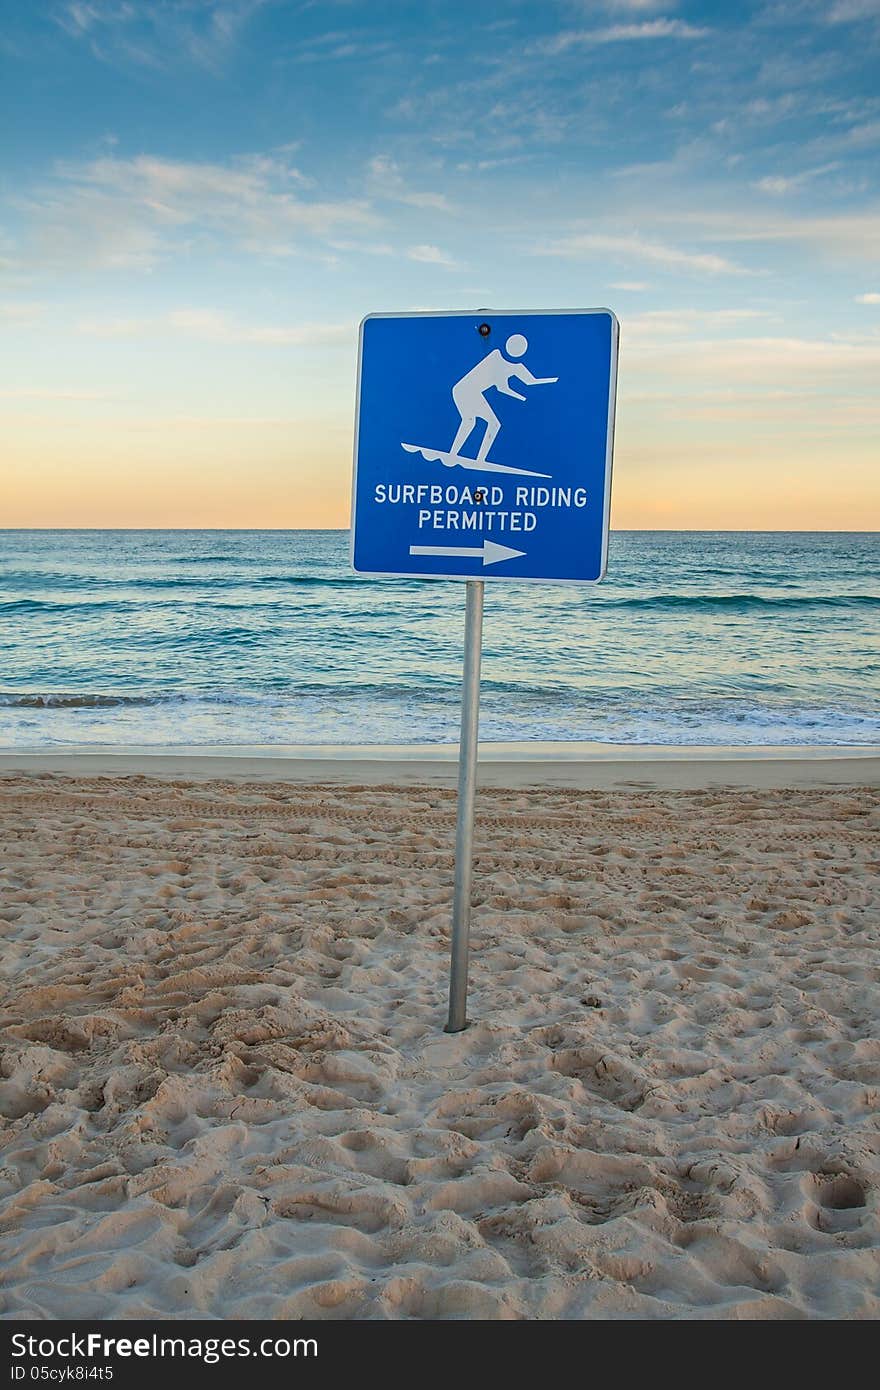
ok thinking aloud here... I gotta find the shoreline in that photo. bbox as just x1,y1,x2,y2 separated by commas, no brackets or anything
1,741,877,789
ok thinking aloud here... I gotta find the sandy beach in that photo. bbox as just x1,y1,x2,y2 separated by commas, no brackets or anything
1,753,878,1320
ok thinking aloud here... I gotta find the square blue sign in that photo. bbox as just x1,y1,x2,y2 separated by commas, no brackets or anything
351,308,619,584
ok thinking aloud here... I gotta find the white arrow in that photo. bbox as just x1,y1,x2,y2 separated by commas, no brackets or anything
409,539,526,567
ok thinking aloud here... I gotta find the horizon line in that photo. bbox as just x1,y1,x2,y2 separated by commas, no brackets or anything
2,526,879,536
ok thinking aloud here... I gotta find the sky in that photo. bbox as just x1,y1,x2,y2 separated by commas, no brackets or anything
1,0,879,530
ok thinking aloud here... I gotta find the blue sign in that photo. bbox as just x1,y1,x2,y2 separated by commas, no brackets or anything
351,309,618,584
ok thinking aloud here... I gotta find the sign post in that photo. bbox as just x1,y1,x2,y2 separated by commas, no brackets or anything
351,309,619,1030
446,578,484,1032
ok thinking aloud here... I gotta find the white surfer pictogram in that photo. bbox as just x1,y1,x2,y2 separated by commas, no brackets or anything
401,333,558,478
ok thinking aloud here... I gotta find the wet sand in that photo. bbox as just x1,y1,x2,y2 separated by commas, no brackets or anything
1,741,878,789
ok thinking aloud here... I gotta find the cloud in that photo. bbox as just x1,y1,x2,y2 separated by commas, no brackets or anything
57,2,135,36
292,29,396,64
856,291,880,303
366,156,453,213
609,281,649,291
625,332,880,384
165,310,350,344
327,238,394,256
818,119,880,153
453,155,529,174
0,386,115,399
754,176,806,195
400,191,454,211
537,232,754,276
625,309,774,336
669,207,880,262
406,244,458,267
0,301,45,323
77,309,352,344
825,0,880,22
12,153,377,270
55,0,268,72
753,163,839,195
537,19,709,55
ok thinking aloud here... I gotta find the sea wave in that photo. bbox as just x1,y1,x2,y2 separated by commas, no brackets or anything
2,687,878,744
3,673,880,708
607,593,880,611
4,589,878,616
0,693,162,709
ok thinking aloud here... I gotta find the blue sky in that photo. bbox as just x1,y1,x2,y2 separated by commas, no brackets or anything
2,0,879,527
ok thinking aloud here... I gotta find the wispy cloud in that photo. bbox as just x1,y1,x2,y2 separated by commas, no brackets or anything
0,301,45,323
825,1,880,24
292,28,397,64
753,163,840,195
604,0,678,9
811,118,880,155
0,386,115,399
327,238,394,256
55,0,267,72
366,155,453,212
856,291,880,303
668,206,880,261
78,309,352,344
57,2,138,37
537,232,754,276
11,152,377,270
406,243,458,267
536,18,709,55
625,332,880,383
625,308,774,335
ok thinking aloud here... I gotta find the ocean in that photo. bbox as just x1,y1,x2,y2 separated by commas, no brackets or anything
1,529,878,749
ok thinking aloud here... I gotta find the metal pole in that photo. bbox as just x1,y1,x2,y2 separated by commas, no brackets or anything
445,578,484,1033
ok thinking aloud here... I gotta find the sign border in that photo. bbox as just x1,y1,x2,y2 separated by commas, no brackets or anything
350,307,619,585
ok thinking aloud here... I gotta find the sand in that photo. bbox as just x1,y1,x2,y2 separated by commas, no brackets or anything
2,741,879,790
0,761,878,1320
